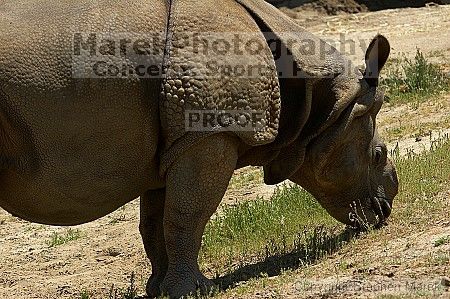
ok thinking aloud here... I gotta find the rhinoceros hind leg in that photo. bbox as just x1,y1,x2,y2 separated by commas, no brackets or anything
139,188,168,298
160,133,238,298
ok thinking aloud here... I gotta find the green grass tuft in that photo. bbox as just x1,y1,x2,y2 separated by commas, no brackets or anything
381,49,449,104
47,228,82,247
228,167,263,190
80,290,90,299
434,235,450,247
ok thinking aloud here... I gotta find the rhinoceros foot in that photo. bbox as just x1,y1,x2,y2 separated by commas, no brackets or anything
161,267,216,299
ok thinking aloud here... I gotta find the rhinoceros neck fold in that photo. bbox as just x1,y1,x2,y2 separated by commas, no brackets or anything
236,0,347,78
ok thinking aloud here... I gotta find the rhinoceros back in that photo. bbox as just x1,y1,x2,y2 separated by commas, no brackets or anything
159,0,281,174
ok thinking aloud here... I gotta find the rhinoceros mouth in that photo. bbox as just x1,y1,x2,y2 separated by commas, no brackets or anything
348,171,394,230
348,194,391,230
371,196,392,227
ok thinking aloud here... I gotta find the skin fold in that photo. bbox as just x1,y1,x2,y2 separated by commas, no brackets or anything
0,0,398,298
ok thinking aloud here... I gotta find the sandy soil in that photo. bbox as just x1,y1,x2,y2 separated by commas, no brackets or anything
271,0,450,14
1,4,450,299
289,4,450,66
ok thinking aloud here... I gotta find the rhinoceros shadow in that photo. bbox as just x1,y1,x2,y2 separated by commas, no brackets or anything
213,227,359,291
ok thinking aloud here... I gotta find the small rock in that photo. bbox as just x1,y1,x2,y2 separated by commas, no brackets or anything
346,262,355,269
415,137,422,142
96,257,114,265
106,247,122,257
56,285,71,295
441,277,450,287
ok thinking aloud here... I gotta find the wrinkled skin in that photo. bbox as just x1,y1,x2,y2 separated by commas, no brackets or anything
0,0,398,298
291,85,399,228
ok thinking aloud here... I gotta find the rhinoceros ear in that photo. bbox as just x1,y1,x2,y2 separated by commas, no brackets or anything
364,35,390,86
236,0,344,78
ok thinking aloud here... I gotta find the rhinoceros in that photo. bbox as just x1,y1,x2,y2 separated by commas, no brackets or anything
0,0,398,297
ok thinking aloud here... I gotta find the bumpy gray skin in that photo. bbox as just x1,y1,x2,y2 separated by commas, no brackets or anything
0,0,398,298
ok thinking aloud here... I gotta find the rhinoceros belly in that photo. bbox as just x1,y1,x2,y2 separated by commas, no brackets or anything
0,0,168,225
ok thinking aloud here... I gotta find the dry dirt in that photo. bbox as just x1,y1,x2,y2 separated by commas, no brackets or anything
1,4,450,299
271,0,450,14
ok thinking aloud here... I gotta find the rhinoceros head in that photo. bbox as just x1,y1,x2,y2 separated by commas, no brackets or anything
288,36,398,228
237,0,398,228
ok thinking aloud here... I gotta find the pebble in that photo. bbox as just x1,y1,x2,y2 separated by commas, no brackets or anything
441,277,450,287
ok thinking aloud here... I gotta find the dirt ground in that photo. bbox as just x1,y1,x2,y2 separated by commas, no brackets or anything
1,4,450,299
270,0,450,14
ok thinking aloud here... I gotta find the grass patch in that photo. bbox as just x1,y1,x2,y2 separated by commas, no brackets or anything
200,135,450,297
228,167,263,190
200,135,450,277
434,235,450,247
199,136,450,279
427,250,450,266
79,274,138,299
381,49,449,105
390,135,450,229
80,290,90,299
108,273,138,299
47,228,81,247
200,184,341,277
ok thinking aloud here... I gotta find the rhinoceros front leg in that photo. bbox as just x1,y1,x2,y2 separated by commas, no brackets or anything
139,188,168,298
160,133,238,298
